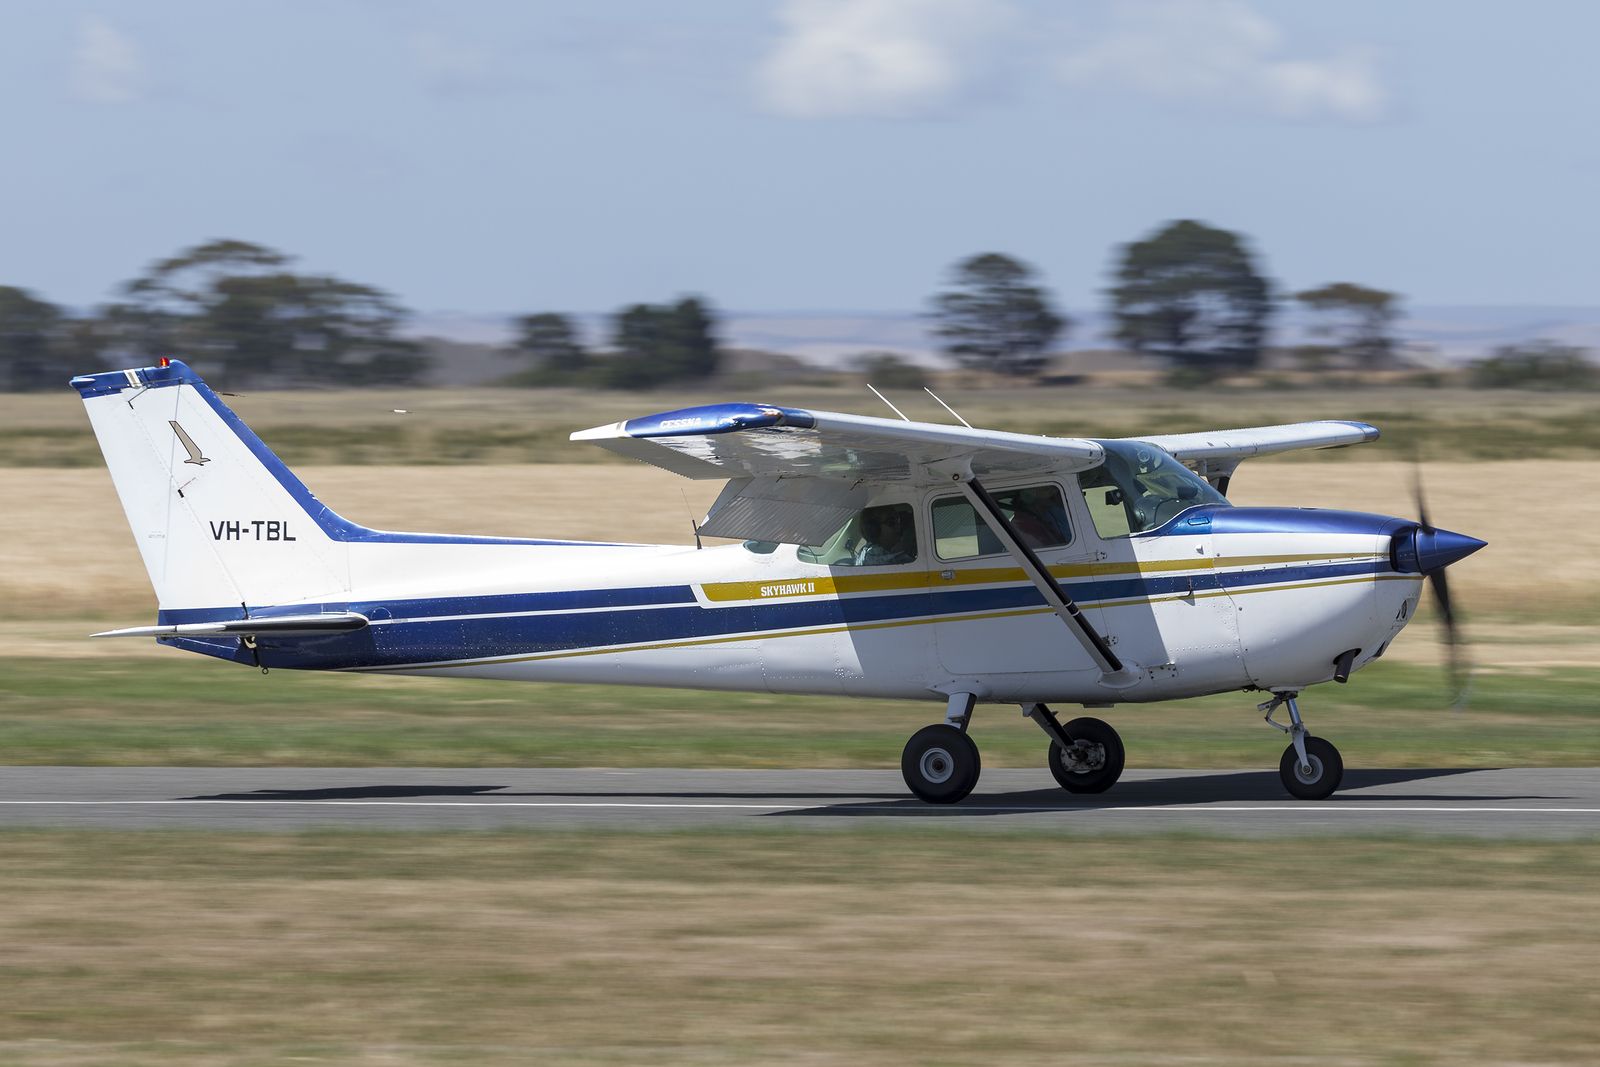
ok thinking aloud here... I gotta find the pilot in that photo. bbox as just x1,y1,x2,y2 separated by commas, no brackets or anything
853,506,916,566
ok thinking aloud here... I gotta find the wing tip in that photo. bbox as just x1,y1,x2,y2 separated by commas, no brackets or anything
570,422,626,443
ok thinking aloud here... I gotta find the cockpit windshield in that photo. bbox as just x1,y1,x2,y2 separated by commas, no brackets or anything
1079,440,1229,538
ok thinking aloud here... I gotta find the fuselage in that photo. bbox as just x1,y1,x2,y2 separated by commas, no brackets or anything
159,500,1424,707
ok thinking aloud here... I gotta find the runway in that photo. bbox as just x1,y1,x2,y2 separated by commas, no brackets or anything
4,766,1600,835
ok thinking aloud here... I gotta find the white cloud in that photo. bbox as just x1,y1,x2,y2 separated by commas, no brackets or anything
71,15,145,104
1056,0,1387,122
758,0,1018,119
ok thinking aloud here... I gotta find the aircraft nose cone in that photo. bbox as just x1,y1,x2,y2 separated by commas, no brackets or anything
1415,527,1487,573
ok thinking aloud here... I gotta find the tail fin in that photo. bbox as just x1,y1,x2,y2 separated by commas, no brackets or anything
73,361,354,611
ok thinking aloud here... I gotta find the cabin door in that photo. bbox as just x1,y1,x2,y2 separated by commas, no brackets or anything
929,481,1105,677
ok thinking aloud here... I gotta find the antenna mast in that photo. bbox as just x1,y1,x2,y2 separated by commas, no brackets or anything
866,384,911,422
924,386,972,428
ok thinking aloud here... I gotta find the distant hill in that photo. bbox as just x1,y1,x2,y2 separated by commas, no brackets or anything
418,339,832,389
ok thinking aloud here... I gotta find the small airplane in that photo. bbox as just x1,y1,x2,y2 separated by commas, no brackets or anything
74,359,1484,804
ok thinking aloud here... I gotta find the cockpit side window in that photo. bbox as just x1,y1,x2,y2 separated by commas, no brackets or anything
1079,441,1229,539
797,503,919,567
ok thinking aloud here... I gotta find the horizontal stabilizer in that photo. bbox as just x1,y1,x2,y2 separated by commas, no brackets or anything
91,612,370,640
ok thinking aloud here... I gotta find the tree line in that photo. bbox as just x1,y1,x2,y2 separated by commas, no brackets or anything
933,220,1402,379
0,238,723,392
2,224,1591,391
1,241,425,391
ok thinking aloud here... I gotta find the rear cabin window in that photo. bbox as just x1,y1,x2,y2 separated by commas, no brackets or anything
931,484,1072,561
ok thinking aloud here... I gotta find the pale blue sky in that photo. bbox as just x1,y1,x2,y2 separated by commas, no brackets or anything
1,1,1596,316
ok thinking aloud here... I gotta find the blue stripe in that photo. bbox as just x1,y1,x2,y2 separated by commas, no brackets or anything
1148,505,1411,539
72,360,634,548
162,558,1390,671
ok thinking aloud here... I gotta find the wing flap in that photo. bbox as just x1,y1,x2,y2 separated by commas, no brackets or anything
697,475,870,544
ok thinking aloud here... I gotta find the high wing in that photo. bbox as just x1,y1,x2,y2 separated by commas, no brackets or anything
1118,420,1380,488
572,404,1380,542
573,403,1104,482
1122,420,1379,461
572,403,1105,543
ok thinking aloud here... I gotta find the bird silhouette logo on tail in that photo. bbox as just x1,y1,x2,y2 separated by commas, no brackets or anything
169,421,210,465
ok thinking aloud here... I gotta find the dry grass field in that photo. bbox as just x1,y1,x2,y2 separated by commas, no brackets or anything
2,459,1588,621
6,381,1600,465
2,831,1598,1067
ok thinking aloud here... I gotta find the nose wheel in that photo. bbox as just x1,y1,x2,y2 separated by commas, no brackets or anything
1279,736,1343,800
1261,692,1344,800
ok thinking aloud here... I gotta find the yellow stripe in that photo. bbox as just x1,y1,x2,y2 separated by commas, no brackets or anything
699,551,1376,602
362,571,1415,674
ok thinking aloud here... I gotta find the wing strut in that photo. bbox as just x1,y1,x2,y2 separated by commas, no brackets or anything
959,477,1138,687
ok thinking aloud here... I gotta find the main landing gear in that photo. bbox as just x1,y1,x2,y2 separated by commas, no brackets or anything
900,694,982,804
1260,691,1343,800
899,694,1128,804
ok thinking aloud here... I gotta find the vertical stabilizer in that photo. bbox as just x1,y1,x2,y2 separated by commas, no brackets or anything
72,361,352,611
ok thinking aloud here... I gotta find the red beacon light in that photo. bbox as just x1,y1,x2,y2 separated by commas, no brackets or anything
159,357,171,368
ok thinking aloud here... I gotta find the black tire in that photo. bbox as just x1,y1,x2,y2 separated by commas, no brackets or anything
1048,716,1126,794
901,724,981,804
1279,736,1344,800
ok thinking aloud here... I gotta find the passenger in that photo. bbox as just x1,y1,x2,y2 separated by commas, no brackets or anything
853,506,916,566
1010,487,1068,548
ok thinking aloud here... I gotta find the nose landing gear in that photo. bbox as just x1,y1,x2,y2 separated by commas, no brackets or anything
1261,691,1343,800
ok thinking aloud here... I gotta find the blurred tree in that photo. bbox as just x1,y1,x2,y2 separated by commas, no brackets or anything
852,351,927,389
0,286,66,391
1288,343,1339,375
1295,282,1400,369
1469,341,1596,390
508,312,588,383
931,253,1066,377
1109,220,1273,371
104,239,290,363
109,239,426,387
602,297,720,388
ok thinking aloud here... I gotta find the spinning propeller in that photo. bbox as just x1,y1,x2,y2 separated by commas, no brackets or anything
1404,466,1486,705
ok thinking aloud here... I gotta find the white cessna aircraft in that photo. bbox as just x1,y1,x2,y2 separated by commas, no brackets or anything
76,359,1484,804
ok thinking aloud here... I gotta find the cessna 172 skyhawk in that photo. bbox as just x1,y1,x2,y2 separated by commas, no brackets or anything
75,359,1484,804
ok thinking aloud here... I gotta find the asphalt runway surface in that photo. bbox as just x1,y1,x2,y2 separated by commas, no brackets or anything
3,766,1600,835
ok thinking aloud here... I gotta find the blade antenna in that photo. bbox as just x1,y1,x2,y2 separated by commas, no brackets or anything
679,488,703,550
923,386,972,428
866,384,911,422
